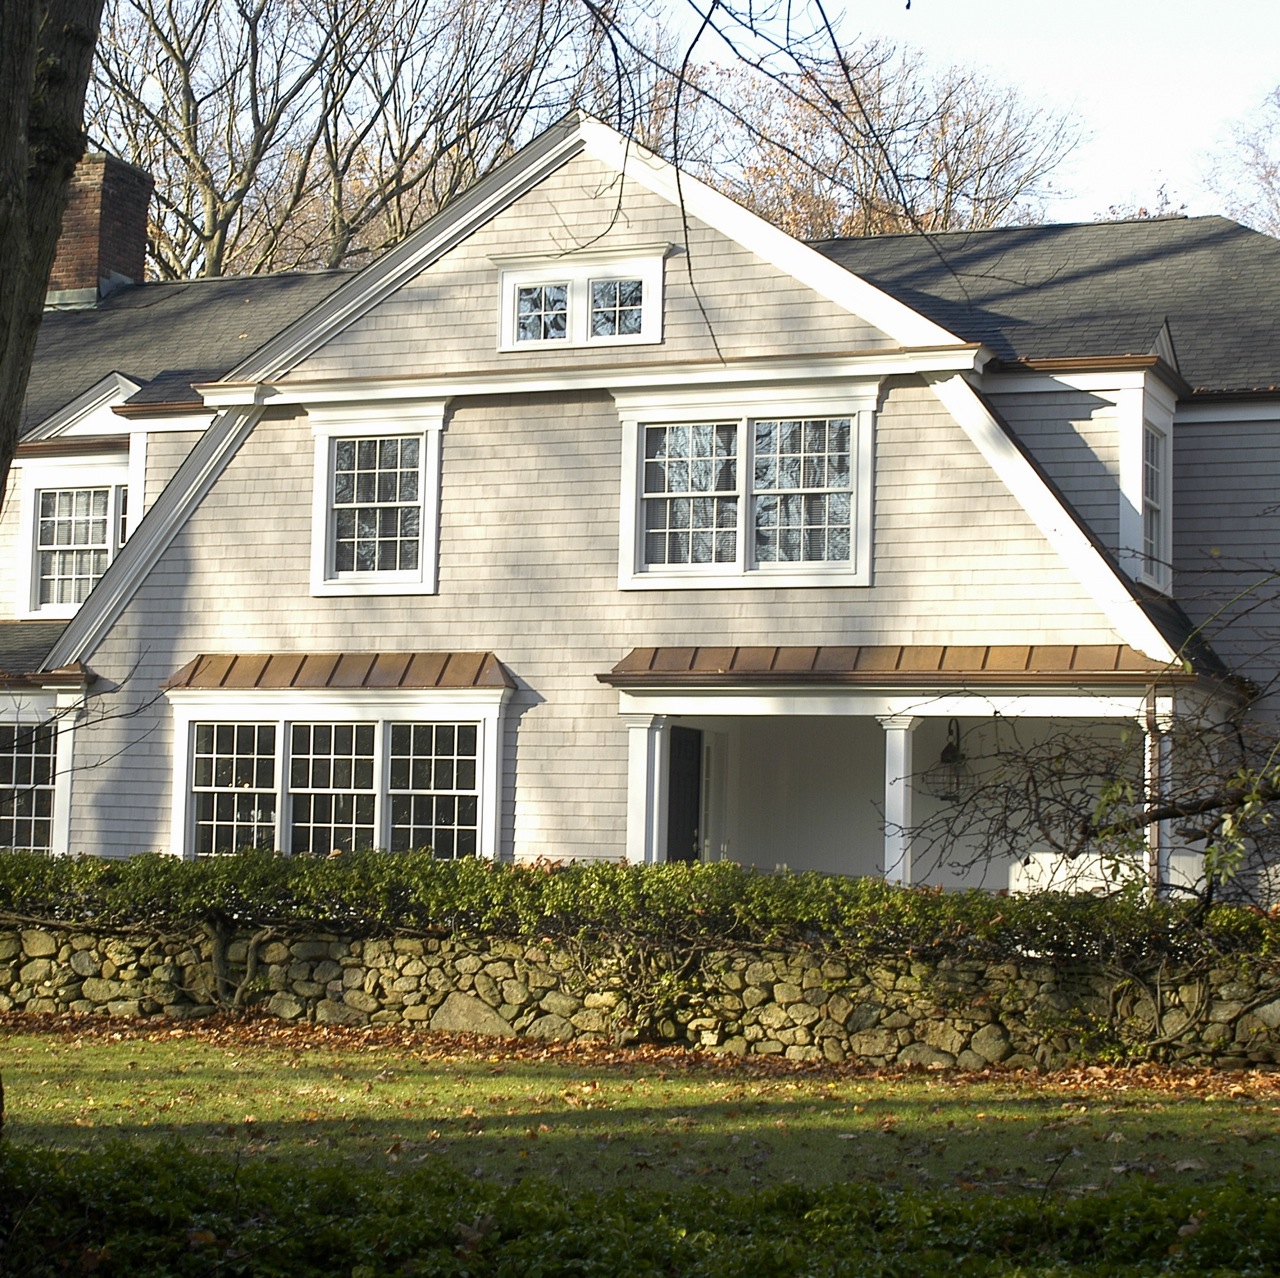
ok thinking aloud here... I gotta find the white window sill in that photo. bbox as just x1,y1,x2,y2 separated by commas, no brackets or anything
311,577,438,598
621,567,870,590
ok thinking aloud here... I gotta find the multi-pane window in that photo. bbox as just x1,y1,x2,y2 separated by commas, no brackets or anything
640,417,854,571
1142,423,1166,581
753,418,852,563
188,720,481,857
331,437,421,575
643,424,739,565
388,723,479,857
290,723,376,854
192,723,277,857
0,723,56,851
515,283,568,342
36,486,127,606
590,279,644,338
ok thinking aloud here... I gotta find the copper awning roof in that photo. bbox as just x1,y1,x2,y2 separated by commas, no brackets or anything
165,652,513,692
599,645,1191,688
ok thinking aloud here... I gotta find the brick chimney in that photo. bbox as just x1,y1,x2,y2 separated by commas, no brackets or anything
46,153,154,308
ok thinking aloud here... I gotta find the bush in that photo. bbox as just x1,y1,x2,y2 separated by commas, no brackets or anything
0,848,1276,966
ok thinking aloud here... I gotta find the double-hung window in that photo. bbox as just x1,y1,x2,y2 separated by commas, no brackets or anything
309,402,445,596
617,387,875,588
1141,421,1168,587
496,249,667,349
0,722,56,851
169,683,508,860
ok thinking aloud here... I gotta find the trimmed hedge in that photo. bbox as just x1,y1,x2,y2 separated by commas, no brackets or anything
1,849,1277,965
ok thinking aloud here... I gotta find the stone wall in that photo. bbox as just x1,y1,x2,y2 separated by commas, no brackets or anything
4,923,1280,1067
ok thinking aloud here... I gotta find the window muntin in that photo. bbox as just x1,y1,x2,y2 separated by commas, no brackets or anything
0,723,56,851
1142,422,1165,581
515,283,568,342
639,416,855,574
189,719,481,858
590,279,644,338
643,424,739,566
331,437,422,575
35,486,126,606
752,418,852,563
192,723,277,857
388,722,479,856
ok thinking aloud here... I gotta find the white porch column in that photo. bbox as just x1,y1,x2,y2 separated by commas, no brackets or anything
1143,696,1175,894
623,713,670,865
877,714,920,885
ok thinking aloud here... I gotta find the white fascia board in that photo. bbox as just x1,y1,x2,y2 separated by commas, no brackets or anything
41,406,265,670
926,373,1178,664
1174,398,1280,424
978,369,1149,397
616,688,1158,719
224,346,984,412
578,119,963,352
24,373,142,442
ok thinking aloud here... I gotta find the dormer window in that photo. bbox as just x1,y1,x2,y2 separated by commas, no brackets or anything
496,249,667,350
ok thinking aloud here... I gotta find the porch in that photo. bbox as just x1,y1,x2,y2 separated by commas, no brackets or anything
599,644,1200,891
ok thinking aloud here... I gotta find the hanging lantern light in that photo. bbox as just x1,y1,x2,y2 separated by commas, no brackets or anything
924,718,970,801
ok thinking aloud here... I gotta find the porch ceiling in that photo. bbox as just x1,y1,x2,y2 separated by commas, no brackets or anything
600,644,1193,688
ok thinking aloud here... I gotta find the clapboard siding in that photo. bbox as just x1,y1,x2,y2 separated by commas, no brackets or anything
0,479,23,621
986,390,1121,548
1174,415,1280,684
68,378,1125,858
286,155,897,381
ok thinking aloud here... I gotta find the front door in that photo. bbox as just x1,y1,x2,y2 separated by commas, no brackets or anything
666,726,703,862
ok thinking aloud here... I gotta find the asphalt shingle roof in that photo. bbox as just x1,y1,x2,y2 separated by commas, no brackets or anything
23,269,350,435
0,621,68,677
814,215,1280,394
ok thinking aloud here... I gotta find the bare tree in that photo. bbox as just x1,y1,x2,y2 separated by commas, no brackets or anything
1209,85,1280,237
686,47,1078,240
89,0,613,278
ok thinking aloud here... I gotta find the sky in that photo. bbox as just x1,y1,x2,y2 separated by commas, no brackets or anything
835,0,1280,223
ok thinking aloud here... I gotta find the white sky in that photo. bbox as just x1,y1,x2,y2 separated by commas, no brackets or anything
836,0,1280,222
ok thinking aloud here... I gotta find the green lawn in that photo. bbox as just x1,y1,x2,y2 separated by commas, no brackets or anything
5,1013,1279,1198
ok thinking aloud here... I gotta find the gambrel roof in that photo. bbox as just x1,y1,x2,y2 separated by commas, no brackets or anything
816,215,1280,393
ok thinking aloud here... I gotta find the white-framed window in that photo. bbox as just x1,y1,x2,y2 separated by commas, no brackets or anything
1141,421,1168,587
615,386,876,589
308,402,445,597
13,458,131,616
0,721,57,851
168,687,507,859
495,249,667,350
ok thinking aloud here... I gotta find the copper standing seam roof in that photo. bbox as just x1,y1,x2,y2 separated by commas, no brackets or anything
164,652,514,691
598,645,1194,687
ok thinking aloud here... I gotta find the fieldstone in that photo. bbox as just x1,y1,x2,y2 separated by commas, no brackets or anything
584,990,620,1009
28,997,60,1014
898,1042,955,1068
393,939,424,956
292,941,332,961
106,999,143,1018
969,1023,1013,1064
785,1045,822,1061
402,1004,432,1022
19,959,53,984
745,961,776,987
1209,1001,1247,1024
919,1022,968,1057
848,1029,899,1057
788,1002,821,1027
430,991,515,1038
66,1000,94,1016
826,993,853,1024
342,968,364,989
0,934,23,961
773,982,803,1005
539,990,581,1019
21,930,57,958
81,977,118,1004
370,1011,402,1026
392,976,419,993
105,941,137,966
259,941,290,964
822,1038,846,1063
485,961,515,980
312,960,342,984
743,986,768,1009
756,1004,791,1030
402,958,428,978
502,980,532,1006
718,1036,748,1055
316,999,367,1026
526,968,559,990
343,990,380,1014
846,1000,882,1032
1253,999,1280,1030
955,1050,989,1070
752,1040,784,1054
267,992,304,1020
571,1009,611,1034
292,980,324,998
226,940,249,964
